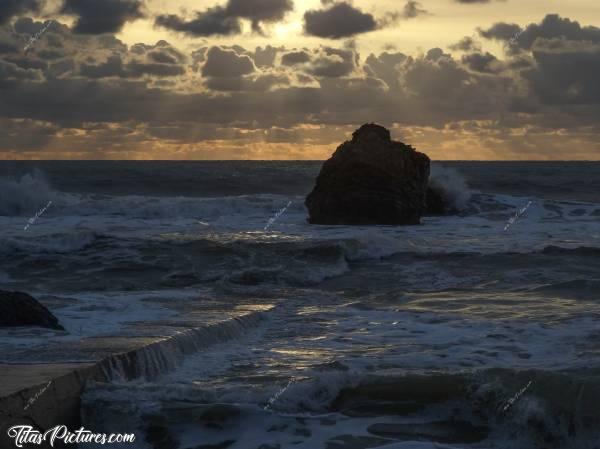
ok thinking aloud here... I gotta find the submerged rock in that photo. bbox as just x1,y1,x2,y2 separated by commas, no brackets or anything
0,290,64,330
367,421,490,444
306,124,431,225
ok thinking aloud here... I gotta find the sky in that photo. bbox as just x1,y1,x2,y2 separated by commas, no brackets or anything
0,0,599,160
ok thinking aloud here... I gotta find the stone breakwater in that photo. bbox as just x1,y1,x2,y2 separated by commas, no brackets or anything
0,308,272,449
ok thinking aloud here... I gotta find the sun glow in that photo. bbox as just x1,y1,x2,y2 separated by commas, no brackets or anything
273,21,302,41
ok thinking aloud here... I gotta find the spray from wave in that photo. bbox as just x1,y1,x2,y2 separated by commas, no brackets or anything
0,170,58,216
429,165,472,212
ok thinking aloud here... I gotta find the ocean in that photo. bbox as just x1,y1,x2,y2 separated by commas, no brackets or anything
1,161,600,449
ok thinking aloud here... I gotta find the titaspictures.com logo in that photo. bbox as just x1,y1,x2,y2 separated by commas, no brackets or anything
7,425,135,447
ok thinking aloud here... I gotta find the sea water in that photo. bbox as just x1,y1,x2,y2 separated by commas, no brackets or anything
1,161,600,448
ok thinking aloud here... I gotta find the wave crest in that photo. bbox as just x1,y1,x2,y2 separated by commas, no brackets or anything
0,170,57,216
429,165,472,212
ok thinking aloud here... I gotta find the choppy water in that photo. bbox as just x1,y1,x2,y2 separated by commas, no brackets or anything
1,161,600,449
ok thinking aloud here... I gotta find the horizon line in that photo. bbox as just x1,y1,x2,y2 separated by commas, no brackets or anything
2,159,600,163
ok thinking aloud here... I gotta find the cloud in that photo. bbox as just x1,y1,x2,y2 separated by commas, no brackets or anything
281,50,311,66
1,14,600,159
479,14,600,51
303,2,377,39
461,51,502,73
225,0,294,32
76,40,186,79
156,0,293,37
79,55,127,78
61,0,145,34
253,45,281,67
201,46,255,77
155,7,241,37
449,36,481,52
478,22,522,41
0,0,43,26
303,1,427,40
522,41,600,107
199,46,293,92
0,59,42,80
308,47,357,77
364,51,407,90
402,1,428,19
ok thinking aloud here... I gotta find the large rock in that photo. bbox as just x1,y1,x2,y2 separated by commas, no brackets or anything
306,124,430,225
425,186,447,215
0,290,65,330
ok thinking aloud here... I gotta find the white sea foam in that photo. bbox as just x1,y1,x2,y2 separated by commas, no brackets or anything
430,164,472,211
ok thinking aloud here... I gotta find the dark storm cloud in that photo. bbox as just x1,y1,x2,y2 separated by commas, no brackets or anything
364,52,407,90
205,72,290,92
201,46,255,77
0,59,42,80
0,118,58,152
0,0,43,25
225,0,294,31
273,46,358,77
461,51,501,73
281,51,311,66
303,2,377,39
79,41,186,79
198,46,293,92
155,8,241,37
449,37,481,52
79,55,126,78
0,31,502,130
60,0,144,34
3,53,48,71
148,50,178,65
0,25,21,53
308,47,357,77
127,59,185,77
252,46,281,67
155,0,293,37
523,42,600,106
480,15,600,50
4,21,186,81
478,22,521,41
303,0,425,39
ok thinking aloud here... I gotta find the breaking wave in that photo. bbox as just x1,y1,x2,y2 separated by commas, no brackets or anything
429,165,472,212
0,170,60,216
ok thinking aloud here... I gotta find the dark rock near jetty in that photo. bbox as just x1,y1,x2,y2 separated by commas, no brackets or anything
306,124,431,225
0,290,64,330
367,421,490,444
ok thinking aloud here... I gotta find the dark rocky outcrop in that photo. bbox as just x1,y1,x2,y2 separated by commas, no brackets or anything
425,186,447,215
306,124,431,225
0,290,64,330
